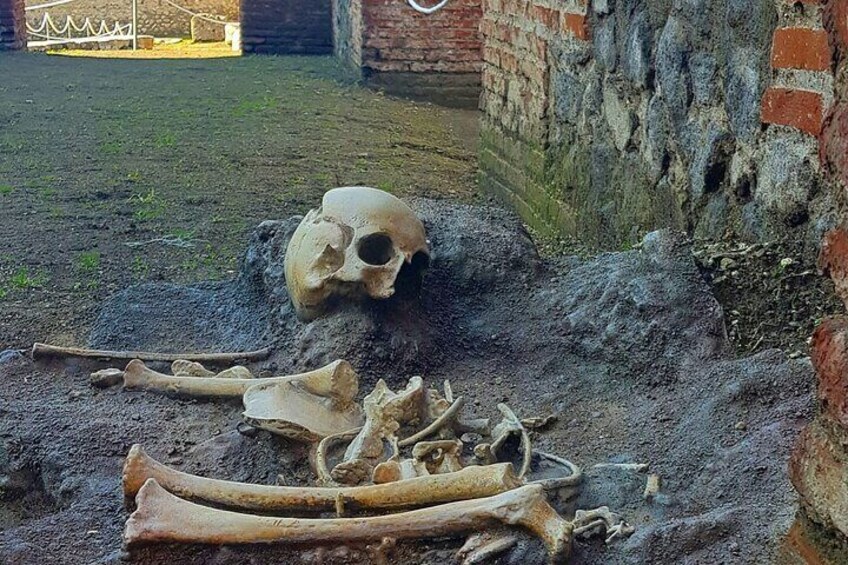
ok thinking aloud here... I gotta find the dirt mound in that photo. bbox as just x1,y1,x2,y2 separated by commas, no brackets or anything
0,199,812,564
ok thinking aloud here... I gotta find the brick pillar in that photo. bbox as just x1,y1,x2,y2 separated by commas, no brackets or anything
0,0,25,50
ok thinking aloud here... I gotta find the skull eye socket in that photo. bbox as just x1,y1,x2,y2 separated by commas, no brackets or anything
357,233,394,266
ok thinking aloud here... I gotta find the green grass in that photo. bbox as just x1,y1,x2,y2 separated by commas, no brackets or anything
76,251,101,273
9,267,48,289
129,188,165,221
0,184,14,196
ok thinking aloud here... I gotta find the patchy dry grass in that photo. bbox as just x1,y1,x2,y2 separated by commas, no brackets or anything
0,52,479,346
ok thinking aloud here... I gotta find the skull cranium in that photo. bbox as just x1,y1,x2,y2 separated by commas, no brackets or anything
284,187,430,321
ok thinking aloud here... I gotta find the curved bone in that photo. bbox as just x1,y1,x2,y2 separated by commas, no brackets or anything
572,506,634,544
399,396,465,447
529,451,583,492
242,380,363,442
122,359,357,401
32,342,271,363
316,428,363,486
490,403,532,478
123,445,522,513
125,479,573,562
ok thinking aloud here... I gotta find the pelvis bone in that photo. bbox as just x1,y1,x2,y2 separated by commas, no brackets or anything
122,359,363,441
284,187,430,321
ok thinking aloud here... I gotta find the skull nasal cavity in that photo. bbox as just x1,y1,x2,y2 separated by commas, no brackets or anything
357,233,394,265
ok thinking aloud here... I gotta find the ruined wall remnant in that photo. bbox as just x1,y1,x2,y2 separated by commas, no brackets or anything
241,0,333,54
335,0,483,108
0,0,25,50
23,0,238,38
480,0,838,248
790,6,848,555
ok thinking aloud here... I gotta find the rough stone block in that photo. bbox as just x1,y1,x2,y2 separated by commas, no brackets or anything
789,417,848,537
137,35,154,49
191,14,226,42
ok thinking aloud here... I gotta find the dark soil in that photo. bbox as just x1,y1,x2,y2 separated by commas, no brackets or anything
0,51,835,565
1,196,817,564
694,238,844,357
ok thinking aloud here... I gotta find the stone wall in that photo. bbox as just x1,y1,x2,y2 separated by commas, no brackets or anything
241,0,333,54
335,0,483,107
480,0,839,248
24,0,238,38
0,0,25,49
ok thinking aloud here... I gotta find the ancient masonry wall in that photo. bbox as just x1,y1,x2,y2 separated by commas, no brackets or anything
0,0,25,50
241,0,333,55
335,0,484,108
790,1,848,551
480,0,838,248
23,0,238,38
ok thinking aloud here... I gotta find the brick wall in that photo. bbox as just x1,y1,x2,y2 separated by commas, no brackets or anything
241,0,333,55
479,0,841,248
789,1,848,551
336,0,483,107
0,0,25,50
24,0,238,38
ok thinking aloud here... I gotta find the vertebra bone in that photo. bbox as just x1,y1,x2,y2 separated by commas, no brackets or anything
125,479,573,562
123,445,521,514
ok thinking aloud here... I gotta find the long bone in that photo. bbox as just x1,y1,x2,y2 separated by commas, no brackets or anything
123,445,522,514
125,479,573,562
122,359,357,402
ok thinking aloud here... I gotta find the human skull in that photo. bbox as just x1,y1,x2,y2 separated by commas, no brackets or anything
284,187,430,321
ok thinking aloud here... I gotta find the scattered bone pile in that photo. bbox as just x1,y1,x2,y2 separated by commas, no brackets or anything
93,357,635,563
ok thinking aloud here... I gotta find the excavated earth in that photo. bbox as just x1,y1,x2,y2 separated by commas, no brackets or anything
0,198,814,564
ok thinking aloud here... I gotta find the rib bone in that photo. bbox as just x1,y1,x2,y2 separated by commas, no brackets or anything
123,445,522,513
125,479,573,562
122,359,357,401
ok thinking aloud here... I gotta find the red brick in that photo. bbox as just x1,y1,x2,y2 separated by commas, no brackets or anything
811,317,848,429
819,227,848,309
761,87,824,135
771,27,831,71
562,12,589,41
824,0,848,58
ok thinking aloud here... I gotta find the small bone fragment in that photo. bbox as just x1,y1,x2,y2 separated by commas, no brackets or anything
572,506,634,544
172,361,253,379
521,414,557,430
32,342,271,363
399,396,465,447
125,480,573,562
592,463,649,472
123,359,356,401
491,403,532,478
643,473,661,501
90,368,124,388
171,360,215,377
455,418,491,435
473,443,496,465
457,530,520,565
123,445,522,513
411,440,464,475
